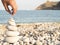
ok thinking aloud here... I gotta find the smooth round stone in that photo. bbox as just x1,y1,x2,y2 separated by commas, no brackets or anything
0,35,4,41
23,37,29,42
6,31,19,36
7,25,17,31
0,41,3,45
13,42,20,45
5,36,19,43
8,21,16,26
8,18,16,26
3,42,9,45
9,18,15,22
0,43,2,45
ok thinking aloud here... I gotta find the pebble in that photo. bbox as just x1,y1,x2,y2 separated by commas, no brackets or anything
8,18,16,26
5,31,19,36
0,43,2,45
0,35,4,41
3,42,9,45
7,25,17,31
13,42,20,45
5,36,20,43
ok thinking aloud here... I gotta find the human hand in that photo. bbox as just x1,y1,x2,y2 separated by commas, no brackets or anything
1,0,17,15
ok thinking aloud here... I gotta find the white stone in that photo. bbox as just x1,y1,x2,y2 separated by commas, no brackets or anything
13,42,20,45
0,35,4,41
19,41,23,45
0,41,3,45
3,42,9,45
9,44,13,45
36,40,42,45
29,37,34,42
8,18,16,26
8,21,16,26
32,39,36,44
5,31,19,36
5,36,20,43
0,30,5,35
23,37,29,43
29,37,36,44
19,36,23,40
7,25,17,31
0,43,2,45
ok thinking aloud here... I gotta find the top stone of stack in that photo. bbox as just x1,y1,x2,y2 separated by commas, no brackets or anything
8,18,16,26
7,18,17,31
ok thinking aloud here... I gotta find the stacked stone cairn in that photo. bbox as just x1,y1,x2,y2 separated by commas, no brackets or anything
5,18,20,45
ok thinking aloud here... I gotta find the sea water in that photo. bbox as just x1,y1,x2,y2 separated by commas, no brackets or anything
0,10,60,23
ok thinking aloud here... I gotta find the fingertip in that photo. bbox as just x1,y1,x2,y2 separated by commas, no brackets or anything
12,10,17,15
11,14,14,16
11,12,15,15
12,13,15,15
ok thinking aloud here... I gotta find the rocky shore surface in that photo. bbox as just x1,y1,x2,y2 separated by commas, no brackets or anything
0,22,60,45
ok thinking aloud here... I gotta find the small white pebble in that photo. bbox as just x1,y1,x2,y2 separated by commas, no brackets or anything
3,42,9,45
0,43,2,45
0,35,4,41
13,42,20,45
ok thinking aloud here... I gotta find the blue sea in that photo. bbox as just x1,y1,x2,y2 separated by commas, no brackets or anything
0,10,60,23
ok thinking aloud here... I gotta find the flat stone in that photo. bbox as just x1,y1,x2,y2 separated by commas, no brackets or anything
13,42,20,45
0,43,2,45
7,25,17,31
8,21,16,26
8,18,16,26
6,31,19,36
0,35,4,41
5,36,20,43
3,42,9,45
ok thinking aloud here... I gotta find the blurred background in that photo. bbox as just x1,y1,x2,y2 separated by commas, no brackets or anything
0,0,60,10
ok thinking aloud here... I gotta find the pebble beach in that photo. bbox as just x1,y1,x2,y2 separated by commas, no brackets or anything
0,22,60,45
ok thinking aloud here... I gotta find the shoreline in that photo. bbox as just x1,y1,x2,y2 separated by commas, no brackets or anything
0,22,60,31
0,21,60,23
